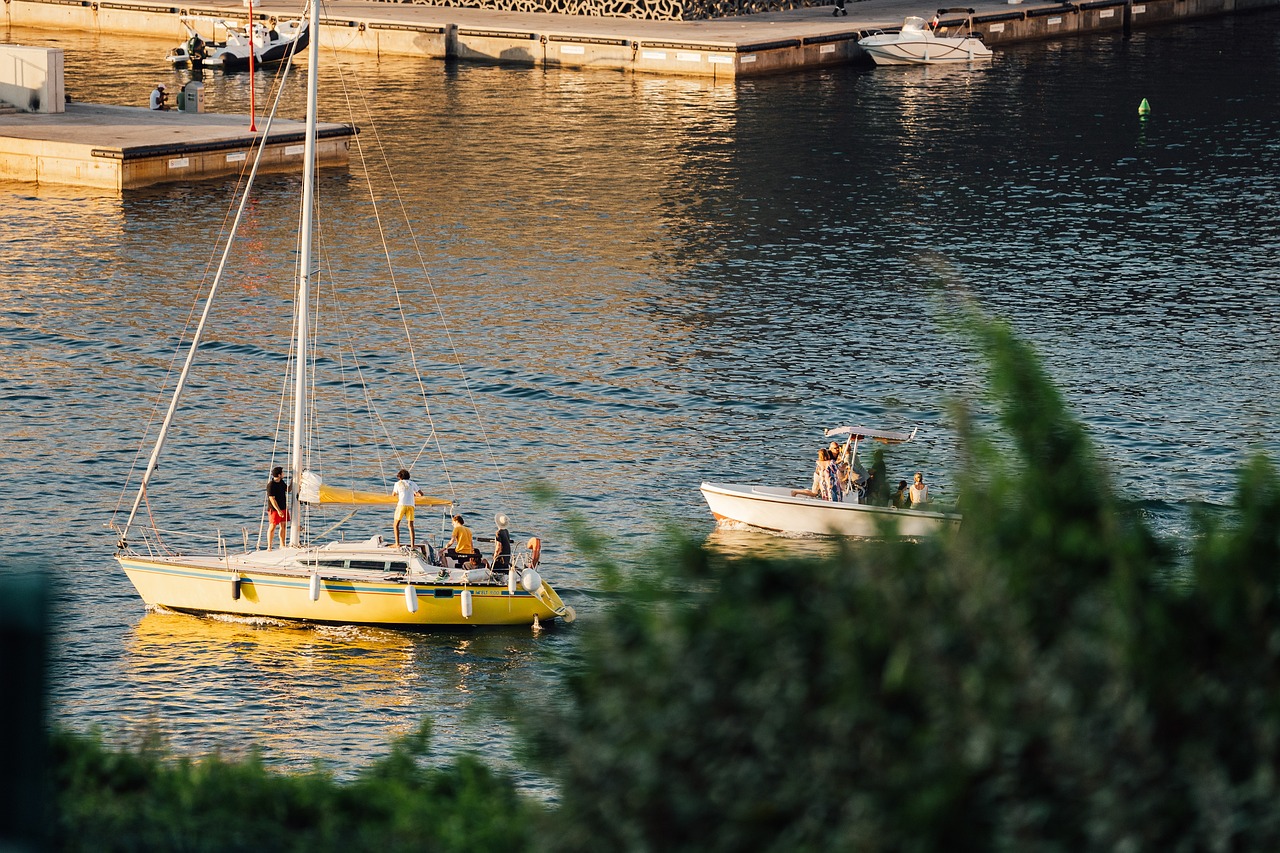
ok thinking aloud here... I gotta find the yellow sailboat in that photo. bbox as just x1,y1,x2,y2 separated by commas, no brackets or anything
112,0,574,629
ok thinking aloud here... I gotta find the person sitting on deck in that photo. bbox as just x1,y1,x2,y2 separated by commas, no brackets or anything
909,472,930,507
790,448,844,503
442,514,482,568
892,479,910,508
149,83,169,111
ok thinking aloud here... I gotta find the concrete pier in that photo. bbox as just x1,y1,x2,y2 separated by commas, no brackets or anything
0,103,353,189
4,0,1279,81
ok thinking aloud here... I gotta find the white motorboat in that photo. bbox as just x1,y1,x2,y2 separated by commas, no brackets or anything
115,0,574,629
858,8,993,65
700,426,962,538
166,16,309,71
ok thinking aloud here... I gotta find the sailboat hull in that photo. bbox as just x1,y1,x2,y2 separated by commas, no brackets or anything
118,554,568,628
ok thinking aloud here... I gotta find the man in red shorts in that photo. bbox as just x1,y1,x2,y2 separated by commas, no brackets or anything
266,466,288,550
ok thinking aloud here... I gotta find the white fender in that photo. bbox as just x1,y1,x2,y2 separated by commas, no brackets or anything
461,589,473,619
405,584,418,614
521,569,542,595
309,573,320,601
508,568,518,595
230,574,241,601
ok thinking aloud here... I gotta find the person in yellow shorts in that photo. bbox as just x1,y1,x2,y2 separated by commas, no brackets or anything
391,468,424,548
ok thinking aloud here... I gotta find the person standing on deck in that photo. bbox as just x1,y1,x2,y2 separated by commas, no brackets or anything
265,466,288,550
492,516,513,573
392,468,425,549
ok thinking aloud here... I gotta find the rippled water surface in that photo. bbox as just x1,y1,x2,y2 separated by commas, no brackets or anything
2,13,1279,786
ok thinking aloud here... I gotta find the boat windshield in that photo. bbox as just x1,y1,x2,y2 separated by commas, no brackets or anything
902,16,928,30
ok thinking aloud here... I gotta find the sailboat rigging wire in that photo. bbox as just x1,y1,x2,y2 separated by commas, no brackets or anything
324,66,455,492
326,59,513,505
120,56,301,542
114,73,296,525
307,233,430,497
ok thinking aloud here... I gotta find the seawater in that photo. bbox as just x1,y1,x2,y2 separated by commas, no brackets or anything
1,14,1278,787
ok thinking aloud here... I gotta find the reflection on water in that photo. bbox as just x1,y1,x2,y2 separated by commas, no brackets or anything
85,608,555,778
3,13,1279,781
703,525,846,561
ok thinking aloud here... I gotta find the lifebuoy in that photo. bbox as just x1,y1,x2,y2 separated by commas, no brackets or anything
526,536,541,569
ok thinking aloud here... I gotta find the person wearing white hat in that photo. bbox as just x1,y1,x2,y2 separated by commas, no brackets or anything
150,83,169,111
491,513,513,573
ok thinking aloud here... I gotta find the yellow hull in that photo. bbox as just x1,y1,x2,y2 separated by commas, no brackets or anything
117,554,568,628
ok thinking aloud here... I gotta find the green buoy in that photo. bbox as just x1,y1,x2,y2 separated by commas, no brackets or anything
1138,97,1151,117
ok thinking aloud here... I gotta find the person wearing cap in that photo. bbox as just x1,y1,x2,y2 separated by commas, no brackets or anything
150,83,169,111
265,466,289,550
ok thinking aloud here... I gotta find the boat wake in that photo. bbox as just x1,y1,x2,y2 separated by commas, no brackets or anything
147,603,291,629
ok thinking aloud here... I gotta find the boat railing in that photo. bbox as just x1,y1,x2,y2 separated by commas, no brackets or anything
114,523,252,559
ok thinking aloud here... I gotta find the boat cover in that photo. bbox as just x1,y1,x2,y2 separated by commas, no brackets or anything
299,470,452,506
823,425,918,444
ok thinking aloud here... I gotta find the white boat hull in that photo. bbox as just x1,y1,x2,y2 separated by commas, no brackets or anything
700,482,960,538
858,34,992,65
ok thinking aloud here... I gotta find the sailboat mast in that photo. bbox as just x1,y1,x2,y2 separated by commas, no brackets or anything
288,0,321,548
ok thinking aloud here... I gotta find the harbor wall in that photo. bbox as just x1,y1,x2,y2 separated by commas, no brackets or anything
3,0,1278,78
967,0,1279,44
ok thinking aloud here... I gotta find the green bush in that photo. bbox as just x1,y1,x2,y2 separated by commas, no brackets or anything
529,314,1280,851
51,720,542,853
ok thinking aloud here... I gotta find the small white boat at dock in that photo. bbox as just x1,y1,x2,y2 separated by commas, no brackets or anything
166,16,309,71
858,8,994,65
700,426,961,538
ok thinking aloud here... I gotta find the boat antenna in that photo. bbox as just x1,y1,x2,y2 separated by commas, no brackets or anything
288,0,321,548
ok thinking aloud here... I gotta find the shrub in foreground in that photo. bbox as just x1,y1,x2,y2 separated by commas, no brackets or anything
529,314,1280,851
51,721,540,853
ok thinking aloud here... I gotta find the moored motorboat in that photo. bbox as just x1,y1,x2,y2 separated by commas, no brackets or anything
166,16,309,71
700,426,961,538
115,0,574,630
858,8,993,65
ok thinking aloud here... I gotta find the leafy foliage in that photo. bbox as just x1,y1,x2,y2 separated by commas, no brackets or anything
51,721,542,853
529,313,1280,851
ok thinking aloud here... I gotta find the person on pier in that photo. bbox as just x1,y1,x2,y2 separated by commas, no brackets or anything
149,83,169,111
